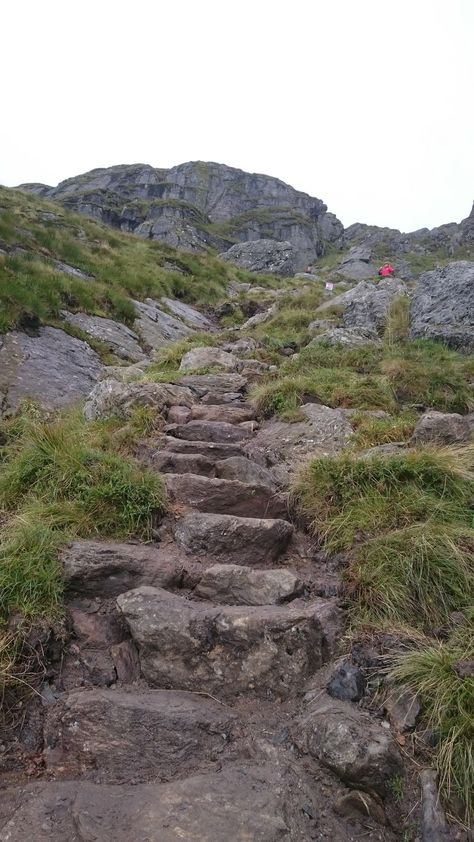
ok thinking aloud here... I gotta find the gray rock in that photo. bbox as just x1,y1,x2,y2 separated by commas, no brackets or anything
190,403,255,424
296,694,402,795
0,763,315,842
166,404,192,424
215,456,275,488
179,346,240,372
163,473,288,519
61,311,145,362
51,258,94,280
61,540,182,596
309,326,380,348
44,688,237,783
0,327,102,417
308,318,338,333
343,278,407,334
160,298,213,329
180,372,247,400
167,419,251,443
410,261,474,352
384,689,421,732
227,281,252,297
195,564,303,605
420,769,451,841
133,298,193,349
117,586,339,698
174,512,294,563
244,403,353,478
100,360,151,383
327,662,366,702
222,338,258,355
157,435,244,461
338,247,378,281
151,450,216,476
241,304,277,329
220,239,297,276
411,410,472,445
83,378,195,421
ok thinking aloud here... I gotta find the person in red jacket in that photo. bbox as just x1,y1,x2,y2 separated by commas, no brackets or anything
378,262,395,277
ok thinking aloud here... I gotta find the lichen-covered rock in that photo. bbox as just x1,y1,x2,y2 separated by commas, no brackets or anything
241,304,277,329
316,277,407,334
133,298,194,349
179,346,240,372
0,327,102,417
61,311,146,361
160,298,214,329
83,378,195,421
195,564,303,605
174,512,293,563
411,410,472,445
309,326,380,348
410,261,474,352
221,239,297,276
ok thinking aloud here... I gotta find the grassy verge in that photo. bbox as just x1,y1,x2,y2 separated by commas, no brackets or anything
0,405,165,697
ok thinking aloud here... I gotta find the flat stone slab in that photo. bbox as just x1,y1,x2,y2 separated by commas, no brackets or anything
152,451,216,476
160,298,214,330
164,473,288,519
0,327,102,417
83,378,196,421
180,373,247,399
61,311,146,362
195,564,303,605
215,456,275,488
44,688,237,783
179,346,240,372
167,419,252,443
156,436,244,460
61,541,182,597
0,764,315,841
133,298,194,349
117,586,340,699
190,403,255,423
174,512,294,563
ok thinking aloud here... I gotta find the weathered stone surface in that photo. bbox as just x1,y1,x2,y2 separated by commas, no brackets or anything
151,450,216,476
167,419,252,443
296,694,402,795
166,404,192,424
316,277,406,335
384,689,421,732
222,338,258,355
164,473,288,518
308,318,339,333
61,541,182,597
309,326,380,348
411,410,472,445
160,298,213,329
241,304,277,329
337,246,378,281
0,327,102,416
420,769,451,842
0,763,315,842
83,378,195,421
110,640,140,683
180,372,247,400
174,512,293,563
117,586,337,698
157,435,244,460
327,662,366,702
190,403,255,423
334,791,386,825
221,239,297,276
133,298,193,349
244,403,353,477
61,311,145,362
44,688,237,783
410,261,474,352
215,456,276,488
195,564,303,605
100,360,151,383
179,346,240,372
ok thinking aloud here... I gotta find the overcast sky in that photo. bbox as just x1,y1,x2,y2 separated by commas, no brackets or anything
1,0,473,232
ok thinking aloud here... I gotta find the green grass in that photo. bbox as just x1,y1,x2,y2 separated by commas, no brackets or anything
349,411,417,450
391,617,474,823
0,186,253,333
0,407,165,693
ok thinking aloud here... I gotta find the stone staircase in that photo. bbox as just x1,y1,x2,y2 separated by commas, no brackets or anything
0,358,409,841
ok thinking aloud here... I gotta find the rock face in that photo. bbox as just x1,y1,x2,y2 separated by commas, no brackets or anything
83,378,195,421
410,261,474,352
220,239,297,276
0,327,102,417
316,277,407,335
19,161,344,269
117,586,337,699
61,311,146,362
411,410,472,445
174,512,294,563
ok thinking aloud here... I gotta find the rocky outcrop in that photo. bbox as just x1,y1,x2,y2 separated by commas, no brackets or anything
411,410,472,444
0,327,102,417
19,161,344,268
83,378,196,421
220,239,297,276
133,298,194,349
410,261,474,352
61,311,146,362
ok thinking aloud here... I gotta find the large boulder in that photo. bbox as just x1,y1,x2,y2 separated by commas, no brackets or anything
309,326,380,348
220,239,297,277
163,473,288,519
296,694,402,796
316,278,407,334
179,346,240,372
179,372,247,402
117,586,339,699
44,688,237,783
0,327,102,417
174,512,294,564
337,247,378,281
160,298,214,330
83,378,195,421
133,298,194,349
411,411,472,445
410,261,474,352
195,564,303,605
61,311,145,362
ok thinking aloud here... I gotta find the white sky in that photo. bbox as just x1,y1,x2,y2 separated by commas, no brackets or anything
1,0,473,232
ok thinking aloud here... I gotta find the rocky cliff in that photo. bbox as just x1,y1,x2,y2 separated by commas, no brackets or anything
19,161,344,269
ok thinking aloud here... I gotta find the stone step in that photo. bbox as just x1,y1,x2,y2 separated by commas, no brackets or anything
164,473,288,519
167,419,252,444
195,564,303,605
0,764,316,842
174,512,293,564
159,435,244,460
152,451,216,476
44,688,238,784
190,404,255,424
215,455,275,487
117,586,341,700
180,373,247,403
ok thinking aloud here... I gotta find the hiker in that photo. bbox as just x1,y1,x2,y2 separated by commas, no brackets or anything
378,261,394,278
